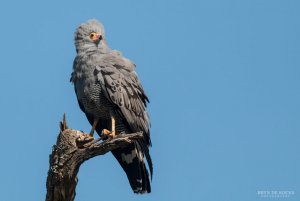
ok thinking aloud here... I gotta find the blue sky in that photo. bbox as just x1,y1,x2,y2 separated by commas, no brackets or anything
0,0,299,201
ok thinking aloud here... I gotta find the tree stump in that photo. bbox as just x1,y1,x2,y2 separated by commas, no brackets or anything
45,114,143,201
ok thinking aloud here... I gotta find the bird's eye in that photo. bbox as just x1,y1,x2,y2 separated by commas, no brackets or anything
89,32,96,39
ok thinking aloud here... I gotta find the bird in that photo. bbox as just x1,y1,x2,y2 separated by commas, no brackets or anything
70,19,152,194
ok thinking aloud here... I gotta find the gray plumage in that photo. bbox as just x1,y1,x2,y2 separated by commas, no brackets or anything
71,19,152,193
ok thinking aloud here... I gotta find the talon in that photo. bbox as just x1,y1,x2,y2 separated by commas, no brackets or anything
101,129,116,138
110,130,116,138
77,133,94,143
102,129,111,135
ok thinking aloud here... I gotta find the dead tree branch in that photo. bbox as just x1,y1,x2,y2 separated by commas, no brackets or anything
45,114,143,201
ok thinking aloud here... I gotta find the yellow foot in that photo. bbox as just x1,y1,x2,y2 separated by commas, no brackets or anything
101,129,116,140
77,133,94,143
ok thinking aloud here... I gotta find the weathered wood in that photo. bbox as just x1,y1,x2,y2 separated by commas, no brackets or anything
45,114,143,201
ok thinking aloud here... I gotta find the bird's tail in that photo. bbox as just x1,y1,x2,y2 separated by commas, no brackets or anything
111,142,151,193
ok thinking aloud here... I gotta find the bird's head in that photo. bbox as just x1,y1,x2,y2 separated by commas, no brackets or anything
74,19,106,53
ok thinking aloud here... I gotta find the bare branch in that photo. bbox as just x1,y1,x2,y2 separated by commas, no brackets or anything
45,115,143,201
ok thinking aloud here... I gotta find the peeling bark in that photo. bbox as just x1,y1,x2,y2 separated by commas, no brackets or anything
45,115,143,201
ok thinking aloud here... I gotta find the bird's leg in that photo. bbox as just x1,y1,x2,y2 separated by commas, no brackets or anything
89,119,99,137
102,115,116,139
77,119,97,143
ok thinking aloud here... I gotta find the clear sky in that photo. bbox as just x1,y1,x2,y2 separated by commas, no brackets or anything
0,0,299,201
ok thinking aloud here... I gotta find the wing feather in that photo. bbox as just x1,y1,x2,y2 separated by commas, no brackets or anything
74,50,153,180
94,53,150,146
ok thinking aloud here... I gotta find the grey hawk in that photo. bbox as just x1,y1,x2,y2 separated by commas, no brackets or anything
70,19,152,193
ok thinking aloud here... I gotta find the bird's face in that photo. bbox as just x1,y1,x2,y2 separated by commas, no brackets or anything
88,32,102,44
75,19,105,52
